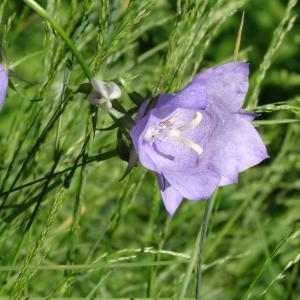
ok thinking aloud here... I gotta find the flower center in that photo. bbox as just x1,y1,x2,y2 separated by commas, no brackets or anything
144,111,204,155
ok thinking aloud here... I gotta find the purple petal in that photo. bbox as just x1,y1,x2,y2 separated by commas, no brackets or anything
206,111,268,177
131,103,180,172
159,78,207,111
199,62,249,111
219,174,238,186
131,95,176,171
130,114,157,171
157,174,183,215
136,94,174,121
162,167,220,201
0,64,8,109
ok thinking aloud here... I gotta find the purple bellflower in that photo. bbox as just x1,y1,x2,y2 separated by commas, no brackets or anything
130,62,268,215
0,64,8,109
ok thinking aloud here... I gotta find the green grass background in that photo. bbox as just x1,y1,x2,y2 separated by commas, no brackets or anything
0,0,300,299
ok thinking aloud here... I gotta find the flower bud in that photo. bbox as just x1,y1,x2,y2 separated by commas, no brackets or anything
88,78,121,108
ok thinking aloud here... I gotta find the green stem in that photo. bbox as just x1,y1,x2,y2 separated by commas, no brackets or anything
178,190,217,300
108,107,125,119
21,0,93,80
196,191,217,299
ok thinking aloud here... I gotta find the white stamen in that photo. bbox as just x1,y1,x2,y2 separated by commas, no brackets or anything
168,129,203,155
176,112,203,131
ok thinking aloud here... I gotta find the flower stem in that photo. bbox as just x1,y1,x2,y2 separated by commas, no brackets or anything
196,190,218,300
179,190,218,300
21,0,93,80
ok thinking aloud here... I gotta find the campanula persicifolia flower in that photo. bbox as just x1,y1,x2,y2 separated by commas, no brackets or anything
0,64,8,109
130,62,268,215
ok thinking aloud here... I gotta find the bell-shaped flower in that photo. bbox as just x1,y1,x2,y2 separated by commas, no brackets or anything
130,62,268,215
0,64,8,109
88,78,121,109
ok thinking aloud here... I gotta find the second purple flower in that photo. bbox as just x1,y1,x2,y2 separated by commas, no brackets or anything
0,64,8,109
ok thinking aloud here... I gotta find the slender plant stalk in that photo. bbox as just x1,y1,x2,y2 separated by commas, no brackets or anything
0,260,187,272
196,192,217,299
233,11,245,61
179,190,218,300
21,0,93,80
